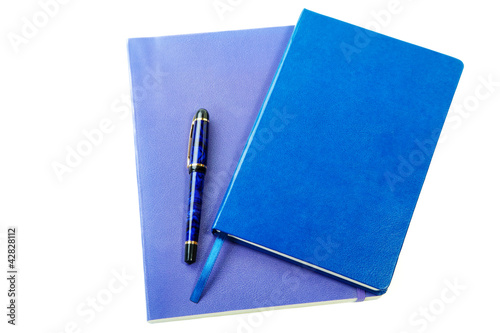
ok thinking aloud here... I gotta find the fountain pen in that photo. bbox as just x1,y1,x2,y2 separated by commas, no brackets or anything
184,108,209,264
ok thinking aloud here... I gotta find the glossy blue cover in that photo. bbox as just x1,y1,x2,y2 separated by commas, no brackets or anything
128,25,375,322
212,9,463,293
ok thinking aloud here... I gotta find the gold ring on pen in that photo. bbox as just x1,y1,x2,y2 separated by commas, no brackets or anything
192,117,209,123
187,163,207,169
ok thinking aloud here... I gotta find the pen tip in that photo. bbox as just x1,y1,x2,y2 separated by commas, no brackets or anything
185,243,198,264
195,108,209,120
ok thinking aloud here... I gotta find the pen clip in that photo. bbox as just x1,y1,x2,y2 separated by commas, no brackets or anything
187,119,195,168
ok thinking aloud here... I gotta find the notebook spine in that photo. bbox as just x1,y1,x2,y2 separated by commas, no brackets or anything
212,15,304,232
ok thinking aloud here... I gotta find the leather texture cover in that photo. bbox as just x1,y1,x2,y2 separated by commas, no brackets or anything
212,9,463,294
128,25,375,322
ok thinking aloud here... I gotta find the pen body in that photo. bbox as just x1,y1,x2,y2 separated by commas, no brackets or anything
185,171,205,262
185,109,209,263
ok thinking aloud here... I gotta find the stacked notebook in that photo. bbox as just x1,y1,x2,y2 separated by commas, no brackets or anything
128,9,462,322
128,24,377,323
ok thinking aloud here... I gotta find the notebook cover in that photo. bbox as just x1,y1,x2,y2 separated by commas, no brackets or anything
212,9,463,294
128,26,376,322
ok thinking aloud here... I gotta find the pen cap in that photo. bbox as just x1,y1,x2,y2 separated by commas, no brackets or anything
187,109,209,173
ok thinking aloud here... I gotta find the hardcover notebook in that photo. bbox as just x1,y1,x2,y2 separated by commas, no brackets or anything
128,26,377,322
210,9,463,295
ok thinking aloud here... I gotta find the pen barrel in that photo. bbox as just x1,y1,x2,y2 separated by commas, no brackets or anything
185,108,209,263
185,171,205,263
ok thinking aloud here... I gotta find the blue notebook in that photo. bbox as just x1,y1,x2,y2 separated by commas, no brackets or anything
128,25,377,322
209,9,463,295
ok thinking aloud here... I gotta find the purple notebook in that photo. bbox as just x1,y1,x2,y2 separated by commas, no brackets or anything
128,26,378,322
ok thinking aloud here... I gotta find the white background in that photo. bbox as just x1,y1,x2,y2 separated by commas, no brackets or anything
1,0,499,332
